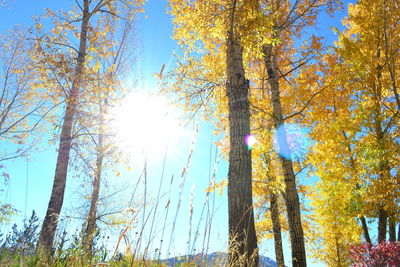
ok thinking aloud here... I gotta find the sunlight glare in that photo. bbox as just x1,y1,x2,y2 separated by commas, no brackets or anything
112,92,186,159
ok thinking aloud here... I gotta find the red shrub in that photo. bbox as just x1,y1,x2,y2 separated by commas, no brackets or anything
349,242,400,266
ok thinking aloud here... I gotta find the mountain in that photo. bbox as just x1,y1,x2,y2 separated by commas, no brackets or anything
163,252,277,266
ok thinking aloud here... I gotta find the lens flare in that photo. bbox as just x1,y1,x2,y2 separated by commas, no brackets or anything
245,134,257,150
273,123,310,160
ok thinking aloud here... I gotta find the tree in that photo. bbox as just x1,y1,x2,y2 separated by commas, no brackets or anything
252,151,286,267
36,0,143,252
169,0,259,265
225,1,259,265
170,0,343,265
250,0,340,265
305,0,400,262
0,28,53,227
0,28,51,163
76,19,135,253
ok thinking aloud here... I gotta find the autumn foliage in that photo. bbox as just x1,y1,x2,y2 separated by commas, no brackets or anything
349,242,400,266
1,0,400,266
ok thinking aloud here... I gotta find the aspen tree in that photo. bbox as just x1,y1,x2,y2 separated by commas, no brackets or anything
36,0,143,252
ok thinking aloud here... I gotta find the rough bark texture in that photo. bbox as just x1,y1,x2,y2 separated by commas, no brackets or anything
360,215,372,244
389,217,396,242
263,44,306,267
270,193,285,267
226,2,258,265
37,0,90,252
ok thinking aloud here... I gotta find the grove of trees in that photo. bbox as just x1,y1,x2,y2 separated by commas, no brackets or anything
0,0,399,266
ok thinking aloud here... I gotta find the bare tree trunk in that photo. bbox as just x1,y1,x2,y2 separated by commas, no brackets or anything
226,1,258,266
37,0,90,252
263,44,306,267
360,215,372,244
389,217,396,242
270,193,285,267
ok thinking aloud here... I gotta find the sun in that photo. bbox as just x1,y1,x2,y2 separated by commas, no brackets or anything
111,92,186,159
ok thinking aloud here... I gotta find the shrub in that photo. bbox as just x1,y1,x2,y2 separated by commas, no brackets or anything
349,242,400,266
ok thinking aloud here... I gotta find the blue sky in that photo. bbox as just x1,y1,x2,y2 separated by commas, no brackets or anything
0,0,355,266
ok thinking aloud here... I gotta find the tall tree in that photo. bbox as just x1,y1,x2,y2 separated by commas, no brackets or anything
305,1,400,261
253,0,340,265
36,0,143,252
329,0,399,244
79,19,135,253
226,1,259,265
37,0,91,251
169,0,259,264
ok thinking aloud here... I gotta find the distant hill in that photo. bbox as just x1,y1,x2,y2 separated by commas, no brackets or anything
163,252,277,266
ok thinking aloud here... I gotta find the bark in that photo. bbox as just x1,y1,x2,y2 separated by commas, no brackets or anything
374,49,389,244
263,43,306,266
226,1,258,266
83,103,104,253
37,0,90,252
360,215,372,244
335,237,341,267
389,217,396,242
378,208,387,243
398,223,400,241
270,193,285,267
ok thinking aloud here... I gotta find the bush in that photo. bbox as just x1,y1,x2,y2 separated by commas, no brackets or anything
0,210,39,264
349,242,400,266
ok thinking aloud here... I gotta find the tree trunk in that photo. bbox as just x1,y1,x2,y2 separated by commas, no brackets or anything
270,193,285,267
335,236,341,267
378,208,387,243
389,217,396,242
374,49,389,245
263,44,306,267
397,223,400,241
83,103,105,253
360,215,372,244
226,1,258,266
37,0,90,252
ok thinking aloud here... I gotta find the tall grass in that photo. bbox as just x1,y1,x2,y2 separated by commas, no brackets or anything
0,125,225,267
